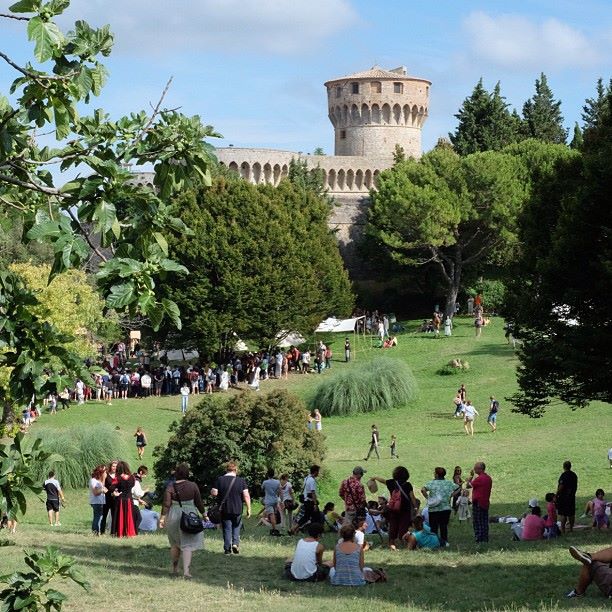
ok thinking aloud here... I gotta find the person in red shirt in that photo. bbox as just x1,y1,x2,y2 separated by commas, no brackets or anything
467,461,493,543
338,467,367,526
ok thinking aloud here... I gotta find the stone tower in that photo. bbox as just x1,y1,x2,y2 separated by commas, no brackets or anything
324,66,430,159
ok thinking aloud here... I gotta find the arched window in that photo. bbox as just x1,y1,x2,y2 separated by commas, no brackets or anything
382,103,391,124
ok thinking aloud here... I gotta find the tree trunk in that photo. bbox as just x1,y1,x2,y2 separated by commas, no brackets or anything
1,400,16,437
443,251,463,318
444,284,460,318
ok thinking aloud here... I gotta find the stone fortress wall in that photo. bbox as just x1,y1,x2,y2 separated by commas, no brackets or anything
134,66,430,277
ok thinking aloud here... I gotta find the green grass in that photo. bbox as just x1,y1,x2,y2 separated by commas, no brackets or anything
3,317,610,611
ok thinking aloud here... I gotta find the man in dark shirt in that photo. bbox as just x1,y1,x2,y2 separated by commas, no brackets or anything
557,460,578,533
364,424,380,461
211,460,251,554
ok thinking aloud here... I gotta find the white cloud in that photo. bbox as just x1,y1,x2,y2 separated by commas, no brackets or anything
463,11,601,71
59,0,358,55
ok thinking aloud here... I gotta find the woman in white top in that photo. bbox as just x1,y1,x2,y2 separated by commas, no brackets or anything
313,409,322,431
89,465,107,535
279,474,295,531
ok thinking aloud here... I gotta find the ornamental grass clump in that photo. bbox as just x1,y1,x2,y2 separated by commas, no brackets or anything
32,423,128,488
310,357,418,417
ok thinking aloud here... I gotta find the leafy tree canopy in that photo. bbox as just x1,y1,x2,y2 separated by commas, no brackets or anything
367,145,528,315
506,91,612,415
153,390,326,496
156,167,353,356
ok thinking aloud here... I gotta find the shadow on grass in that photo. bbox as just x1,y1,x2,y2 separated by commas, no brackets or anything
50,527,612,611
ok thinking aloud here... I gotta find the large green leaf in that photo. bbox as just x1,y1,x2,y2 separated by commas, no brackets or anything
92,200,116,233
161,298,181,330
27,16,64,63
8,0,40,13
106,281,135,309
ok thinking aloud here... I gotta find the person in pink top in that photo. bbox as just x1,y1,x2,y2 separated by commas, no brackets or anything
544,492,559,538
521,506,545,540
467,461,492,543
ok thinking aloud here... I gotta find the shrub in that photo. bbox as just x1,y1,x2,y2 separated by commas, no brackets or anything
308,357,418,417
437,359,470,376
32,423,128,488
153,390,326,496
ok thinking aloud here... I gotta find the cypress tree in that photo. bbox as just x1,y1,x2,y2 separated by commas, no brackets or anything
569,122,583,150
450,79,521,155
522,73,567,143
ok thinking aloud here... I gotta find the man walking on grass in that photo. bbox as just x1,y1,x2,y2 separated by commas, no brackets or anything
44,470,65,527
487,396,499,432
364,424,380,461
467,462,492,543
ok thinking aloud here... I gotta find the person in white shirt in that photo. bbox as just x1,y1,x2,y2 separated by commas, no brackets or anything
131,465,149,533
44,471,65,526
139,505,160,532
75,379,85,404
180,384,190,414
140,373,152,397
284,523,329,582
462,401,479,437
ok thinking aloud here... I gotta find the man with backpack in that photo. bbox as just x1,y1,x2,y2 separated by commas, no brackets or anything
487,396,500,432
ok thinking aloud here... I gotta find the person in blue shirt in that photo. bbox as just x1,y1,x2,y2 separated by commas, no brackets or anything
403,515,441,550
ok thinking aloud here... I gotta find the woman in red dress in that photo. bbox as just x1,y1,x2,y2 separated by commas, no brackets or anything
111,461,137,538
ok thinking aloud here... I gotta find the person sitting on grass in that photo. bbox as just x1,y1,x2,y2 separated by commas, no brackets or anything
284,523,329,582
330,524,385,585
323,502,342,533
582,489,611,529
403,515,441,550
519,505,545,541
566,545,612,599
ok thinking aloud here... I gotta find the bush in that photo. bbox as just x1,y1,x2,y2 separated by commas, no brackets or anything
308,357,418,417
32,423,128,488
153,390,326,496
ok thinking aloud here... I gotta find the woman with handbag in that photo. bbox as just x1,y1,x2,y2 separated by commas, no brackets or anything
421,467,459,547
372,466,418,550
160,463,206,579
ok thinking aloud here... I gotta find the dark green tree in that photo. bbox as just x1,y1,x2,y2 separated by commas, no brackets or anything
366,146,526,315
450,79,521,155
581,77,612,134
156,171,353,356
505,112,611,415
153,390,326,495
522,73,567,143
569,122,584,150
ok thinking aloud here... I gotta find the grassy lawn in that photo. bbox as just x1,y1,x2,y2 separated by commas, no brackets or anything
2,317,610,611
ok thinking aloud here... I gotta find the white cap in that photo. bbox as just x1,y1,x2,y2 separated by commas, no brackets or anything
528,498,538,508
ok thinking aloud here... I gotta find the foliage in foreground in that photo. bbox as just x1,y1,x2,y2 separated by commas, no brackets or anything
31,423,127,489
309,357,419,417
154,390,326,495
0,433,61,520
0,546,88,612
506,87,612,415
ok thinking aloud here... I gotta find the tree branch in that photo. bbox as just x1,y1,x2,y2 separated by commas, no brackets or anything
0,172,61,196
0,12,29,21
462,239,498,266
65,208,108,263
429,246,452,285
131,77,173,147
0,50,76,83
0,107,19,132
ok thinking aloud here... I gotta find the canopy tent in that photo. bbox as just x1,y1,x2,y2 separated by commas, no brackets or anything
314,315,366,360
276,331,307,348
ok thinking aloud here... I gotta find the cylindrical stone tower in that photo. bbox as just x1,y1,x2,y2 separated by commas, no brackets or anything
324,66,430,158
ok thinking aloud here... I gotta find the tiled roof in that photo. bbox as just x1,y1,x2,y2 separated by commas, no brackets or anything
326,66,410,82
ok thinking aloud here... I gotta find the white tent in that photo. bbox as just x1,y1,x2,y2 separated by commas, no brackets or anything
315,317,363,333
276,331,307,348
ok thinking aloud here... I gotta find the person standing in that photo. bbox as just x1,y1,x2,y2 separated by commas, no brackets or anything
421,467,459,547
458,384,467,403
111,461,137,538
344,337,351,362
462,401,479,436
100,460,118,534
487,396,499,432
364,424,380,461
390,434,399,459
338,466,367,526
313,409,322,432
89,465,106,535
474,314,483,337
279,474,295,532
43,470,65,527
467,462,492,543
160,463,205,578
180,383,190,414
608,447,612,469
134,427,147,459
557,460,578,534
211,460,251,554
453,392,464,418
293,465,320,534
261,468,281,536
444,315,452,337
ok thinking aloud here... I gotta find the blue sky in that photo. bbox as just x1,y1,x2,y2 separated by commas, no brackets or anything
2,0,612,154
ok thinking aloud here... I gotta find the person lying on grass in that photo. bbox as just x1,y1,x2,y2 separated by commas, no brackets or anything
566,546,612,599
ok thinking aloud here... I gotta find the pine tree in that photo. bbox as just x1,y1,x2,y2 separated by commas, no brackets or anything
569,123,583,150
450,79,521,155
581,77,612,133
522,73,567,143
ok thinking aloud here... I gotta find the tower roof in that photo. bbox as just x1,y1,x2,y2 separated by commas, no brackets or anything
325,65,431,85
